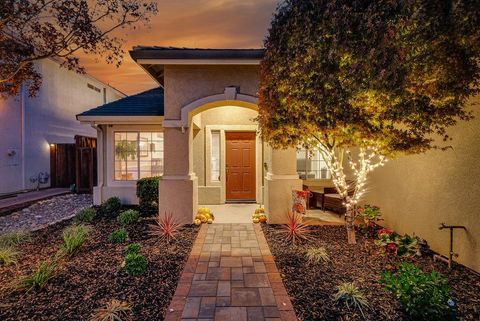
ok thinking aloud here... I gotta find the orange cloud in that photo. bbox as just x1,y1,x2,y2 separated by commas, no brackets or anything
78,0,278,95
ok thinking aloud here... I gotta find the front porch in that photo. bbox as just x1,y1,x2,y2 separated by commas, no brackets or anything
159,86,304,225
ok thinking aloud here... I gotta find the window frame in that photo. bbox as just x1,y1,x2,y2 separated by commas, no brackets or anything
296,147,331,180
210,130,221,182
113,131,164,181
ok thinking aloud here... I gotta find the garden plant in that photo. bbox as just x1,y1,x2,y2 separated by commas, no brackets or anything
258,0,480,244
117,209,139,226
136,176,161,216
381,262,455,320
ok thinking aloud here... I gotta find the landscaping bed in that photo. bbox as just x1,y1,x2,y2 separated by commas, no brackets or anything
0,211,198,320
262,224,480,321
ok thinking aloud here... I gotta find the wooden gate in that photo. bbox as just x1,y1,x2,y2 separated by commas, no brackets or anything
50,144,76,188
75,136,97,194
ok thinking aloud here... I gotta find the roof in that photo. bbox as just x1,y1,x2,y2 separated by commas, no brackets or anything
77,87,164,118
130,46,265,61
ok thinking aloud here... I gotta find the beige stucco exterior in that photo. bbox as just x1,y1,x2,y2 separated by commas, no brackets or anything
80,51,480,272
364,97,480,272
89,64,301,225
159,65,301,224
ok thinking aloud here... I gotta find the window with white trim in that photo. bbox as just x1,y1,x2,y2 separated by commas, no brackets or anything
210,131,221,181
114,132,164,181
296,147,331,180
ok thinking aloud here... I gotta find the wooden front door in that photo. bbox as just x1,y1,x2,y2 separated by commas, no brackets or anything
225,132,256,202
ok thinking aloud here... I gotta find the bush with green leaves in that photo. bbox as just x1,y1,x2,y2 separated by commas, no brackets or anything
108,228,128,244
381,263,455,320
58,224,90,256
124,243,141,256
74,207,96,223
333,282,369,317
0,246,19,266
305,247,329,264
17,258,57,290
124,253,147,276
136,176,161,216
0,230,30,247
117,209,139,226
100,196,122,217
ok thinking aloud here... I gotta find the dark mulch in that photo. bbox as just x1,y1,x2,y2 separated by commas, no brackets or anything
262,224,480,321
0,214,198,321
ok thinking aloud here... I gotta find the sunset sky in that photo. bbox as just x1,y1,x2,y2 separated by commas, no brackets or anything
80,0,279,95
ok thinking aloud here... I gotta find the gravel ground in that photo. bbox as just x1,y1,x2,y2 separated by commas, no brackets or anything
0,194,92,234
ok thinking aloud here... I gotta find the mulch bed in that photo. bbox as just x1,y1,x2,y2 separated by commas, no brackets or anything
0,213,198,321
262,224,480,321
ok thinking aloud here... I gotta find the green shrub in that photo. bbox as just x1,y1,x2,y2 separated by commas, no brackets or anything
17,259,57,290
305,247,330,264
136,177,161,216
58,224,90,256
124,253,147,276
124,243,141,256
333,282,369,317
74,207,96,223
0,230,30,247
0,246,19,266
101,197,122,217
381,263,455,320
108,228,128,244
117,210,139,226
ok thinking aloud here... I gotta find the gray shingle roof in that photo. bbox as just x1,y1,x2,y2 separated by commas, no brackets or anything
130,46,265,60
77,87,164,117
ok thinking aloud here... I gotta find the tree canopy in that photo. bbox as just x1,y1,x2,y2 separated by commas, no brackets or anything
258,0,480,156
0,0,157,97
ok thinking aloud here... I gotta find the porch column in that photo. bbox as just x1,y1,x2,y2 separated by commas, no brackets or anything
264,147,302,224
159,125,198,225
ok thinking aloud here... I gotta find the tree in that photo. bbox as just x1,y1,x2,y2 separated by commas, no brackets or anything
0,0,158,97
258,0,480,244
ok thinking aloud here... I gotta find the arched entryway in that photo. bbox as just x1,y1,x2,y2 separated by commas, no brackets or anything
160,87,302,224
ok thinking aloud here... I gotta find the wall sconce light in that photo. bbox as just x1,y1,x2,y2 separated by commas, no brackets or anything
50,144,55,147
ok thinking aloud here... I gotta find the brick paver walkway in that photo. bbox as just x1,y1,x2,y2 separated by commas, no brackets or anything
165,223,298,321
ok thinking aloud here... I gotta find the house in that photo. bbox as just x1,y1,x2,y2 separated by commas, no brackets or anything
77,47,480,272
0,58,124,195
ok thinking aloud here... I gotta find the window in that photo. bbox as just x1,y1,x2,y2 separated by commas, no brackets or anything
114,132,163,181
211,131,221,181
296,147,331,180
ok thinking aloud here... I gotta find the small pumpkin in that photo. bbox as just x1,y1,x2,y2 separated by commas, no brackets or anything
255,208,265,214
194,218,202,226
207,218,213,224
252,217,260,224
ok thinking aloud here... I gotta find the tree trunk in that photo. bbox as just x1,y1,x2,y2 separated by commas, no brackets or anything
345,208,357,244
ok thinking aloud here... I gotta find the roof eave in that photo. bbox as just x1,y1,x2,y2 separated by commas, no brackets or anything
135,58,261,66
77,115,164,125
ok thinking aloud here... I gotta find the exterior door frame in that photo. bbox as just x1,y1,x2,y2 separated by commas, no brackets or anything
225,131,256,202
204,125,262,204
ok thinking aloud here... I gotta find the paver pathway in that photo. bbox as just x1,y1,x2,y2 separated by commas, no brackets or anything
165,223,298,321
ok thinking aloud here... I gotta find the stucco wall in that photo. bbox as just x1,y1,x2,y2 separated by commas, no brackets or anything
164,65,259,120
0,58,124,194
364,98,480,272
0,96,23,193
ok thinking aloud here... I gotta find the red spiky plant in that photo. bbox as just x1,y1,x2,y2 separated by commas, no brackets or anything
280,212,312,245
148,212,181,245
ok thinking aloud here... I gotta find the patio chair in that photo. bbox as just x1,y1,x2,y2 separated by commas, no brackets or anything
323,181,355,215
